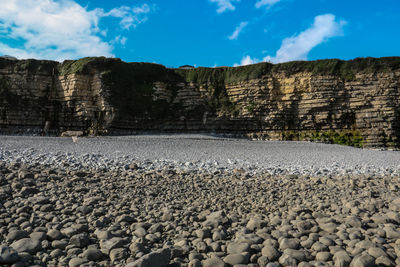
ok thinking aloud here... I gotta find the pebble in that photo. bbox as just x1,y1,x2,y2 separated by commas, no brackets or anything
189,258,202,267
350,254,375,267
202,257,226,267
69,233,90,248
315,251,332,261
227,242,250,254
110,248,127,262
126,248,170,267
0,245,20,264
68,257,88,267
0,156,399,266
279,238,300,250
52,240,68,250
82,248,103,261
10,238,42,254
100,237,125,253
47,229,63,240
6,230,29,242
261,245,280,261
29,231,46,241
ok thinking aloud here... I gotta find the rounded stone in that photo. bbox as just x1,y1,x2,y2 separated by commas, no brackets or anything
350,254,375,267
29,232,47,241
283,249,307,262
47,229,63,241
261,245,280,261
279,238,300,250
129,242,147,255
227,242,250,254
202,257,226,267
188,258,202,267
68,257,88,267
278,254,297,266
82,248,103,261
0,245,20,264
126,248,171,267
6,230,29,242
315,251,332,261
52,240,68,250
110,248,127,262
69,233,90,248
223,253,249,265
11,238,42,254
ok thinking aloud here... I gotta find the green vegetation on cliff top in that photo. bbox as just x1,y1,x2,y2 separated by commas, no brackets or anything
59,57,122,76
0,58,57,74
176,57,400,83
55,56,400,82
273,57,400,81
1,56,399,81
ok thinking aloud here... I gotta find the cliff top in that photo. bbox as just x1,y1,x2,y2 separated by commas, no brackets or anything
1,56,400,83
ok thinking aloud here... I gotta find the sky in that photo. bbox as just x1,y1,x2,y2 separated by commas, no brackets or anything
0,0,399,67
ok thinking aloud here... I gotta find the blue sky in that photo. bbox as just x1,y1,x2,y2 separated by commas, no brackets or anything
0,0,399,67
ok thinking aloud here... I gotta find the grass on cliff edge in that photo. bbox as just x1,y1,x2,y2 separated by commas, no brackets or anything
174,62,274,85
59,57,122,76
273,57,400,81
58,56,400,82
175,57,400,83
0,58,58,74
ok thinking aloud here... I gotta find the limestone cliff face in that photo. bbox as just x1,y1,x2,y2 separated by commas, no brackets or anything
0,58,115,135
223,71,400,147
1,56,399,148
56,72,114,134
0,59,56,133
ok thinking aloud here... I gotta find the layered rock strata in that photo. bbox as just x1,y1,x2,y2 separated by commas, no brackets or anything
0,57,399,148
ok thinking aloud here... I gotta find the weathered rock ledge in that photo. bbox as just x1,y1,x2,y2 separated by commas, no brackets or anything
1,56,400,148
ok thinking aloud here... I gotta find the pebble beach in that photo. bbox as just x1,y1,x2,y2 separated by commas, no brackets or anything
1,135,400,266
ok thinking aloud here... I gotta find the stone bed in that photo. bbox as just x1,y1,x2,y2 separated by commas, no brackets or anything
1,135,400,266
1,160,400,266
1,135,400,176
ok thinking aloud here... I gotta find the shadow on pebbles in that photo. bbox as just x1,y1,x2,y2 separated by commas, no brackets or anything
0,161,400,267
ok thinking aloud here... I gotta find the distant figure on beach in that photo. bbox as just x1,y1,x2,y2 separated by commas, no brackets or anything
42,121,50,136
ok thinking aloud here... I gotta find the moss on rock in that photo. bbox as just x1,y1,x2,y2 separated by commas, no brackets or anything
59,57,121,76
282,130,364,148
273,57,400,81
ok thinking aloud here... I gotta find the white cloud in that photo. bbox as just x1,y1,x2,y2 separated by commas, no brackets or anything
103,4,150,30
235,14,346,66
234,55,259,66
112,35,128,46
255,0,281,9
0,43,39,59
228,21,248,40
265,14,346,63
0,0,151,61
209,0,240,13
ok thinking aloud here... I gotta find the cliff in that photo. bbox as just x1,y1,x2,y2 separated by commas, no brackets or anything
1,56,400,148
